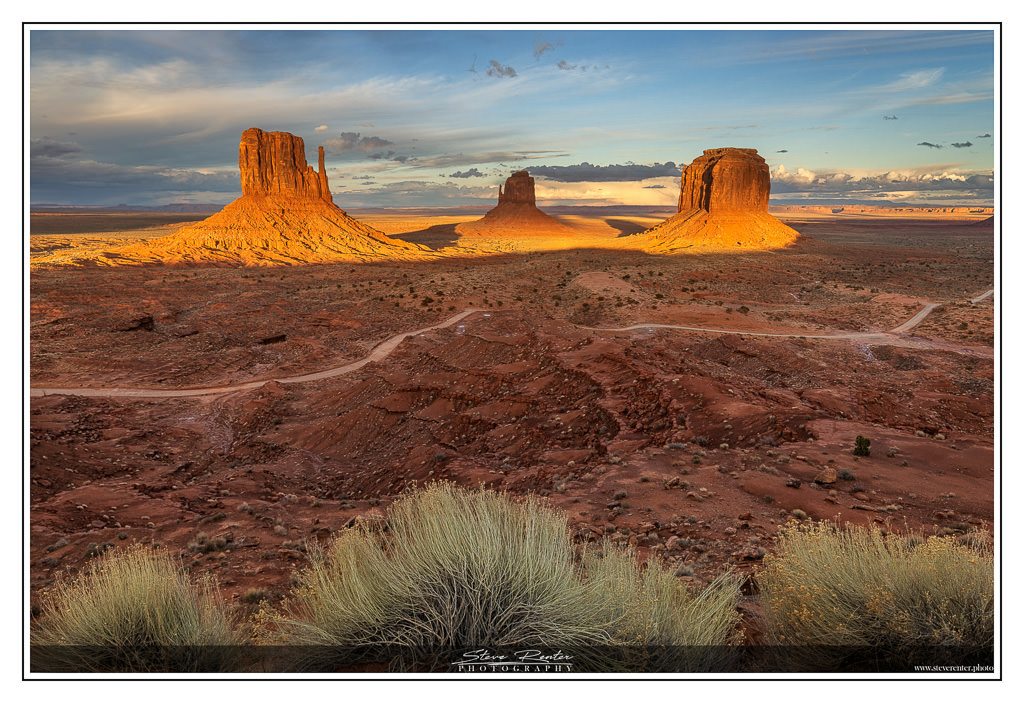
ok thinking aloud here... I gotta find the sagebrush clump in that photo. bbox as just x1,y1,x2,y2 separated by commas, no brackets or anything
266,481,740,671
757,522,993,669
31,544,242,672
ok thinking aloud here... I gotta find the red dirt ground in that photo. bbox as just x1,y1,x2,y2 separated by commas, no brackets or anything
29,213,995,629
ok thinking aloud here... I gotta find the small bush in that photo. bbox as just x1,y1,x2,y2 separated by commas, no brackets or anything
268,482,740,672
31,544,242,672
757,522,993,670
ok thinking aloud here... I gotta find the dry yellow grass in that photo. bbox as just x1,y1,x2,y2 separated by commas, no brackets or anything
32,544,242,672
757,522,993,668
266,482,740,671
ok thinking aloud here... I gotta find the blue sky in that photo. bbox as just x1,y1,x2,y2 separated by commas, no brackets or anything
29,27,996,207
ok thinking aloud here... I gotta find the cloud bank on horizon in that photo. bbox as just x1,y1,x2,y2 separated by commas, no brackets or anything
29,27,995,208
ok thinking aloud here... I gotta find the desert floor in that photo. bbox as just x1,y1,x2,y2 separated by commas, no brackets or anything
29,210,995,638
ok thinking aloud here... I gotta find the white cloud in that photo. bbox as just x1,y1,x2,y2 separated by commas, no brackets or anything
881,67,946,92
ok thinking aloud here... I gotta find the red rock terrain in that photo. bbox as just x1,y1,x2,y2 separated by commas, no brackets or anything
635,148,800,252
76,129,434,266
30,214,994,625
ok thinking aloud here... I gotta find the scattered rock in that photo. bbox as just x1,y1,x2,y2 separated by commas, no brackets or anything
814,467,838,485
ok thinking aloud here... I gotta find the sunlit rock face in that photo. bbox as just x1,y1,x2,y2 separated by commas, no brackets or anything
678,148,770,214
633,147,799,252
456,170,577,239
238,128,333,203
102,128,433,266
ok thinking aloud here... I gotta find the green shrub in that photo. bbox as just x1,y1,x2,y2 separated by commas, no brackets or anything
269,482,740,671
32,544,242,672
853,435,871,456
757,522,993,670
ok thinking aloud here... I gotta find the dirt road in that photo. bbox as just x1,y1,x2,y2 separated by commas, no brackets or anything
31,308,483,399
31,295,990,399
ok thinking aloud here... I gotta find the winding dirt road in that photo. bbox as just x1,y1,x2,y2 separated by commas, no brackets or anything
970,288,995,304
31,308,483,399
31,292,993,399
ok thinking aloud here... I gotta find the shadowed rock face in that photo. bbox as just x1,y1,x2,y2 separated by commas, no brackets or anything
239,127,333,203
678,148,770,214
498,170,536,205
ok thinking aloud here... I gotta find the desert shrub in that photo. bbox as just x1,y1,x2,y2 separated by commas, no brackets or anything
31,544,242,672
757,522,993,670
268,482,740,672
853,435,871,456
585,544,741,671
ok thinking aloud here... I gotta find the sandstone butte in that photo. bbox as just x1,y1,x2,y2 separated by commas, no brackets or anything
111,128,433,266
455,170,578,239
632,147,799,252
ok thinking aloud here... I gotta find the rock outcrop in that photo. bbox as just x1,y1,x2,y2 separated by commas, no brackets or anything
456,170,577,239
634,148,798,252
238,128,333,202
678,148,770,214
498,170,537,205
111,128,432,266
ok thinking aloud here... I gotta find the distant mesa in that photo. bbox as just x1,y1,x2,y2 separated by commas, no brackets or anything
111,127,432,266
633,147,799,252
455,170,577,237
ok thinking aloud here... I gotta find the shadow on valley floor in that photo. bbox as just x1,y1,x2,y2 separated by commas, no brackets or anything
389,223,461,250
607,218,651,237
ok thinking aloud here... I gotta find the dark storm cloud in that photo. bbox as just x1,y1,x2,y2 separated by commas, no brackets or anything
533,36,562,60
31,131,238,204
323,132,396,157
777,149,788,153
528,162,681,183
917,141,943,149
405,151,567,168
336,179,493,207
486,60,517,78
447,168,485,178
642,184,666,189
31,151,239,205
951,141,973,148
882,114,898,120
31,137,85,159
554,59,608,72
977,133,991,138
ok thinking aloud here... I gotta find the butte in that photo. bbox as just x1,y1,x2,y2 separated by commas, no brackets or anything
114,127,432,266
632,147,799,252
455,170,577,240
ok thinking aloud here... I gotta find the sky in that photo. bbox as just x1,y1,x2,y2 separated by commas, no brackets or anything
28,26,996,208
